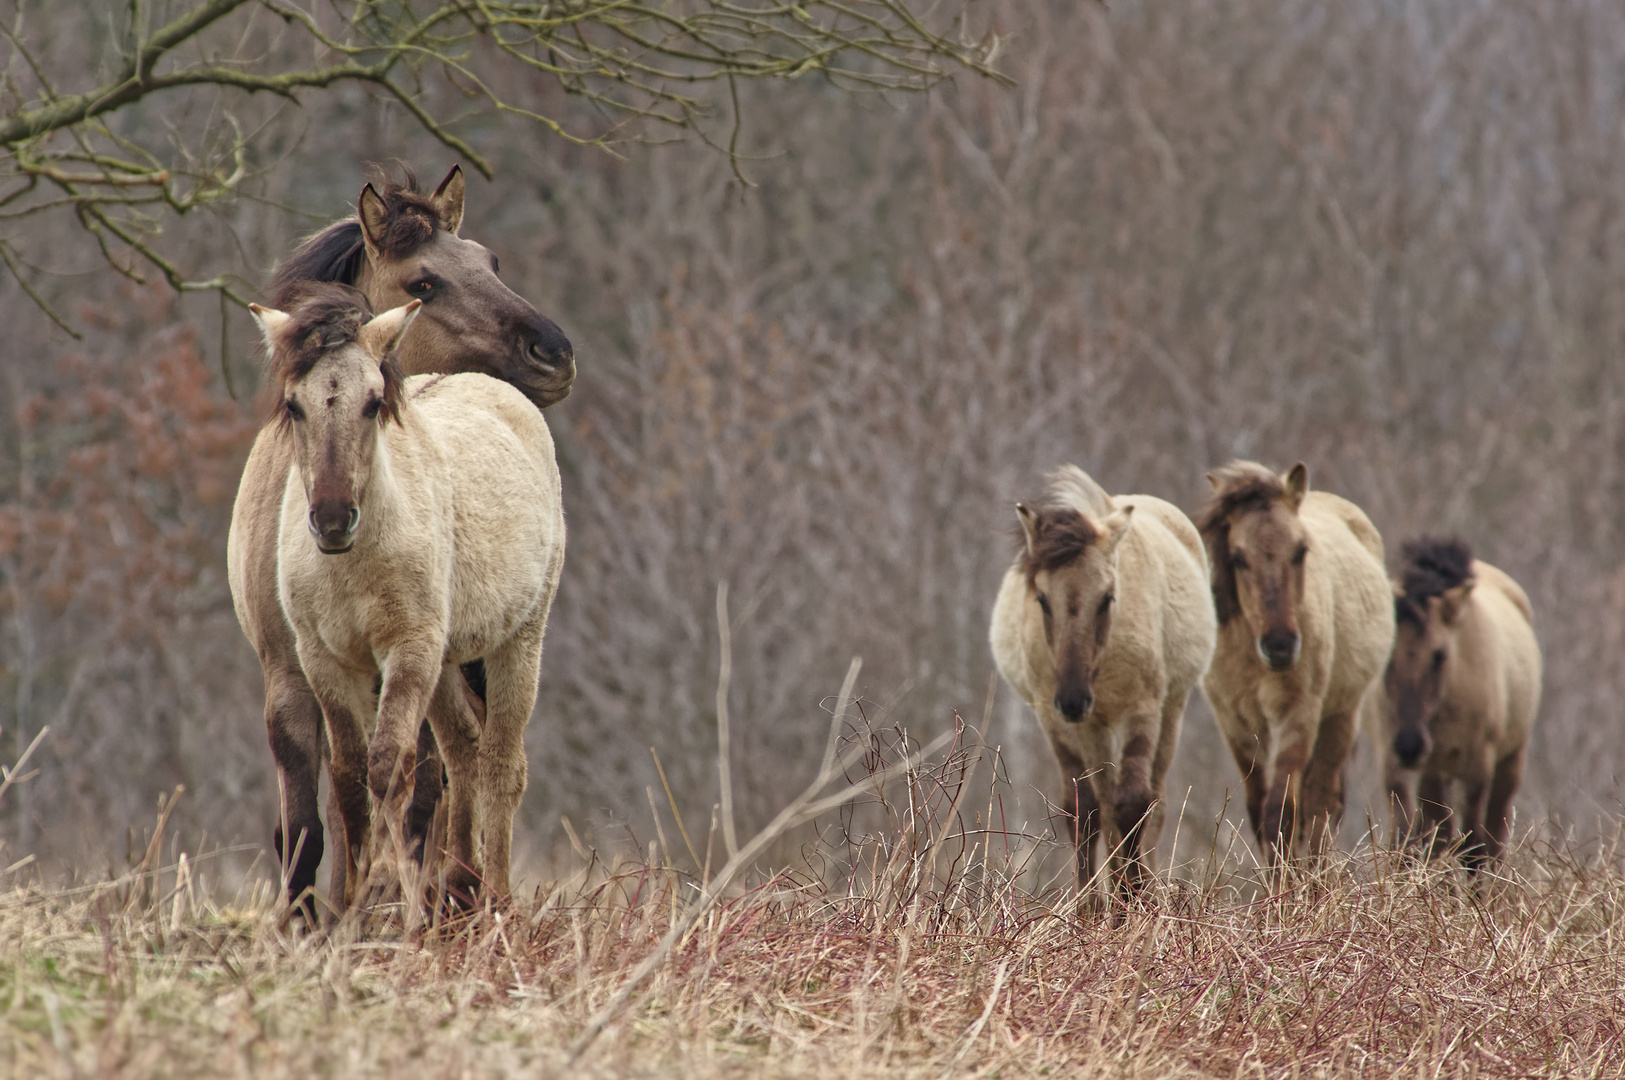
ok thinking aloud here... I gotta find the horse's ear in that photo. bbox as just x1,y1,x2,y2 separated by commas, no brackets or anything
247,303,291,352
1016,503,1039,555
431,166,465,236
357,183,389,260
1283,462,1310,509
1205,472,1221,491
1103,504,1135,554
1437,580,1474,625
360,299,423,358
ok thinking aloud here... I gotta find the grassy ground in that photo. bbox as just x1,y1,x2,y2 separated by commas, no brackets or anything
5,814,1625,1079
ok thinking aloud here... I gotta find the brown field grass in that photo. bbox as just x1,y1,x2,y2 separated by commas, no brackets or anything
4,712,1624,1080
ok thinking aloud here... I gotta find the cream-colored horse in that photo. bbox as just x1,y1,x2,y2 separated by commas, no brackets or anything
990,466,1216,899
1384,537,1540,870
246,285,565,903
1197,461,1393,861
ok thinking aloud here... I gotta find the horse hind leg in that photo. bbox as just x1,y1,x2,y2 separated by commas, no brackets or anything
404,718,445,867
425,664,485,906
476,626,548,901
1476,748,1525,869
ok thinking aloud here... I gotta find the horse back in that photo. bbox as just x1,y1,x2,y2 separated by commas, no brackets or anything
1467,560,1542,754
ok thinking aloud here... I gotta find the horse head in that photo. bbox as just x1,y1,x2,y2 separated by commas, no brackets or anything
270,166,574,410
1386,537,1476,767
251,285,421,554
1200,461,1312,672
1018,466,1135,722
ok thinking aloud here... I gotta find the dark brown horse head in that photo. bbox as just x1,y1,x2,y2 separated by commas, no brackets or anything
1199,460,1312,672
251,284,420,554
1018,466,1135,722
269,166,574,410
1386,537,1475,767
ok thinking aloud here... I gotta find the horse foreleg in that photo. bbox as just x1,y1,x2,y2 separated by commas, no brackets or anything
299,657,373,913
1300,710,1356,857
1261,723,1312,863
1108,716,1164,899
1222,731,1267,841
265,669,326,922
1478,748,1525,869
405,718,444,866
1417,773,1454,861
1049,737,1100,891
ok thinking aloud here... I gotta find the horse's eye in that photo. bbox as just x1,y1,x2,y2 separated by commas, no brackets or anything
490,254,500,274
1291,544,1308,565
1230,551,1249,570
1098,594,1114,615
1432,649,1447,669
362,397,381,420
284,398,305,421
407,278,437,298
1036,593,1051,616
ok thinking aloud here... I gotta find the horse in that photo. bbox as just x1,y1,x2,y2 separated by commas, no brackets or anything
228,166,573,917
990,466,1216,902
248,285,565,905
1197,461,1393,862
1383,538,1541,871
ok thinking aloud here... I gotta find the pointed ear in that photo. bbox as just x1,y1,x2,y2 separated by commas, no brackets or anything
1437,580,1475,625
1016,503,1039,555
359,299,423,359
1283,462,1310,510
1205,472,1221,491
1102,504,1135,554
247,303,292,353
358,183,388,261
431,165,465,236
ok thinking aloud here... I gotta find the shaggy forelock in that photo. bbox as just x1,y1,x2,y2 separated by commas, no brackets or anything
1020,508,1100,585
1396,536,1474,627
266,283,407,429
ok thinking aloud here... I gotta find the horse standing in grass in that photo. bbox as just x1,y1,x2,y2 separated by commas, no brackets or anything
248,286,565,904
990,467,1216,901
229,166,573,917
1198,461,1393,862
1384,538,1541,871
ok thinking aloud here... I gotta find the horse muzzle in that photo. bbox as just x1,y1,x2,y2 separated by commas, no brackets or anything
1054,685,1096,722
1256,629,1301,671
1392,728,1429,768
309,505,360,554
515,321,575,407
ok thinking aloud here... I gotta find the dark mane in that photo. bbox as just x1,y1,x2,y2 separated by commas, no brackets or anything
1019,507,1099,586
1396,536,1474,627
268,167,449,308
267,283,407,427
1196,461,1290,625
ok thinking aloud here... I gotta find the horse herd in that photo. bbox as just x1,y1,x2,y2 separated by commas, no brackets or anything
992,463,1543,903
228,166,1542,921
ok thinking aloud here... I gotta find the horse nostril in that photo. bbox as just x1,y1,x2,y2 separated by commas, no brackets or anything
346,507,360,534
1053,688,1094,722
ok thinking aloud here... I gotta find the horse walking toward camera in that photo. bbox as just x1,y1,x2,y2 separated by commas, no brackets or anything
1198,461,1393,862
230,166,574,918
1383,538,1540,870
990,466,1216,901
251,285,565,904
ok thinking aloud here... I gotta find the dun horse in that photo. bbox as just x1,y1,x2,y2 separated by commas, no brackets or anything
1198,461,1393,861
1384,538,1541,870
246,285,565,904
990,466,1216,900
229,166,572,915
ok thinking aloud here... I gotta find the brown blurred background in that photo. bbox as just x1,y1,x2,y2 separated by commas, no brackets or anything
4,1,1623,882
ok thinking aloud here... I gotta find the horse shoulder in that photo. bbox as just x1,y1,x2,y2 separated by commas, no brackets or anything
990,563,1046,707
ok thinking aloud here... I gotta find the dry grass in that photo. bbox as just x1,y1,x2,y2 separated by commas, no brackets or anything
5,726,1625,1079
